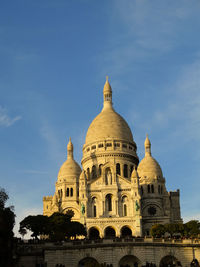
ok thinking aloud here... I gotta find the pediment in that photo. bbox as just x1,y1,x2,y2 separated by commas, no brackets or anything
117,175,131,185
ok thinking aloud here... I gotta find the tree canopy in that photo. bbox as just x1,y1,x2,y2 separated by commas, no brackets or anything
150,221,200,238
0,187,15,267
19,211,86,241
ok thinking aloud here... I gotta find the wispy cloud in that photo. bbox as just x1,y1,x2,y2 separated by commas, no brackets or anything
98,0,200,80
17,170,49,175
151,59,200,140
0,106,21,127
128,56,200,160
40,120,63,163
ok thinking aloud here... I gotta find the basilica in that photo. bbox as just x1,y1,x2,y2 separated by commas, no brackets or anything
43,78,182,238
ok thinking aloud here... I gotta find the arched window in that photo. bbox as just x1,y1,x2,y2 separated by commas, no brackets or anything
99,164,102,176
116,163,121,175
130,165,134,176
92,165,97,179
94,205,96,217
151,184,154,193
141,186,143,195
87,168,90,179
122,196,128,216
147,185,150,193
124,164,128,178
92,197,97,217
158,185,160,194
66,188,69,197
106,194,112,211
70,188,73,197
123,204,127,216
161,186,163,194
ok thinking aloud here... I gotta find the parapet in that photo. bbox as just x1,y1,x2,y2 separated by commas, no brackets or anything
43,196,53,201
169,189,180,196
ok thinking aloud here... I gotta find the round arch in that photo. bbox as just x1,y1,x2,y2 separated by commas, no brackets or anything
142,203,163,217
119,255,141,267
104,226,116,238
88,227,100,239
191,259,200,267
78,257,99,267
121,226,132,237
159,255,182,267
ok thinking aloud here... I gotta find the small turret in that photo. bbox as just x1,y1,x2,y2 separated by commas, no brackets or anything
131,166,139,179
103,76,113,110
145,134,151,157
67,137,73,159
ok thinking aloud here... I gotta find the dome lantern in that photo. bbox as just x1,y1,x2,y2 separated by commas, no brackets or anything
103,76,113,110
67,137,73,159
145,134,151,157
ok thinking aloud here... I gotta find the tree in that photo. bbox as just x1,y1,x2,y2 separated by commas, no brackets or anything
184,220,200,238
0,187,15,267
48,212,70,241
19,215,49,239
67,221,87,239
150,224,165,238
48,212,86,241
19,211,87,241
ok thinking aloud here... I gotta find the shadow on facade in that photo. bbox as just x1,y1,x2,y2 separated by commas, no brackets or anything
159,255,182,267
78,257,99,267
89,227,100,239
119,255,141,267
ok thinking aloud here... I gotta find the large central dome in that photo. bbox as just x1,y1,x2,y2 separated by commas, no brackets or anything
85,78,134,145
85,108,133,144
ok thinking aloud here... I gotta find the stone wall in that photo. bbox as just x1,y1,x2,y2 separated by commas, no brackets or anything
15,238,200,267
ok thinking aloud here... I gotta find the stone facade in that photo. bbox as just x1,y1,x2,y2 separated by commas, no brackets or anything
43,78,182,237
16,239,200,267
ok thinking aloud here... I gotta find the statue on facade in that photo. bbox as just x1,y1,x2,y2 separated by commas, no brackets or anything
135,200,140,211
106,169,112,185
81,203,85,215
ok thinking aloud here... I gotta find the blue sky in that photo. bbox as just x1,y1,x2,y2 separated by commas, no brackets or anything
1,0,200,237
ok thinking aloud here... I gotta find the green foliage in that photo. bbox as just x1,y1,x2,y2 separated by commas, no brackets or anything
0,187,9,208
48,212,71,241
184,220,200,238
19,215,49,239
150,220,200,238
150,224,165,238
19,211,87,241
0,188,15,267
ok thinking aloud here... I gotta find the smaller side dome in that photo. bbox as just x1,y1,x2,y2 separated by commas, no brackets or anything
131,167,139,179
80,170,86,180
137,135,163,179
58,138,81,181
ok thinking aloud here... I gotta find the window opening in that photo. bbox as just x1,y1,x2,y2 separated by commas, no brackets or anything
124,164,128,178
116,163,121,175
